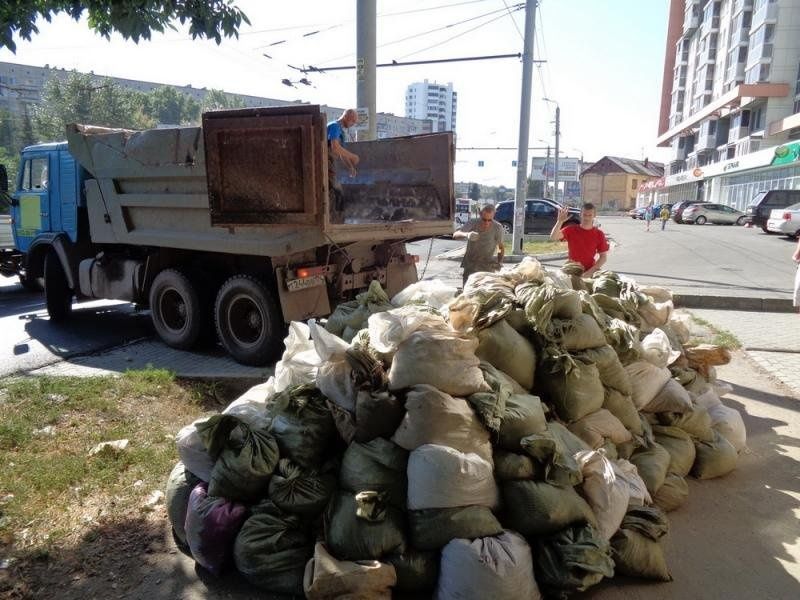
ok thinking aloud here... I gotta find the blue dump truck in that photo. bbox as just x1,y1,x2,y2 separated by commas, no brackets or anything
0,105,454,365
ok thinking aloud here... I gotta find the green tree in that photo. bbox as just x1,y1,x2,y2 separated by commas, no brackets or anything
1,1,249,53
145,86,200,125
201,89,246,112
468,182,481,202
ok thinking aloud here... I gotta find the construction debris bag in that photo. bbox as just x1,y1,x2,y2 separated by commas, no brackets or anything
568,408,632,449
272,321,322,392
576,450,631,540
176,419,215,483
233,500,312,595
325,491,406,561
367,305,448,354
392,385,492,461
637,299,673,330
610,506,672,582
386,550,440,593
310,322,359,413
612,459,652,507
629,442,672,495
197,414,280,503
694,390,747,452
653,473,689,512
505,306,534,335
460,271,517,329
498,393,548,450
517,283,582,331
407,444,498,510
602,387,643,435
475,319,537,390
184,482,248,576
641,328,681,368
593,294,641,327
540,356,604,423
408,505,503,550
303,542,396,600
604,317,642,365
652,426,696,478
624,361,672,409
592,275,623,298
340,438,408,509
501,480,596,536
390,279,457,311
493,449,538,480
166,461,201,549
326,280,393,342
388,330,490,397
436,531,541,600
544,313,607,352
268,384,337,469
533,523,615,596
577,344,632,395
520,422,588,487
642,378,692,414
691,430,738,479
221,381,273,432
353,389,406,443
467,362,512,437
657,406,714,442
267,458,337,516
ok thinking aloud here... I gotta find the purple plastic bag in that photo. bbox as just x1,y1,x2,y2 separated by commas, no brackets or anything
184,482,248,575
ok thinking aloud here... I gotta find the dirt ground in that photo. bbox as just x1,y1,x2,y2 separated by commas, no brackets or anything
2,351,798,600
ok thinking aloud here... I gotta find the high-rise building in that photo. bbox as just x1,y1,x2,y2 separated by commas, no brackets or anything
404,80,457,133
656,0,800,210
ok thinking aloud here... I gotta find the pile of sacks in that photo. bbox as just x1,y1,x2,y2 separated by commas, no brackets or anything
166,259,746,599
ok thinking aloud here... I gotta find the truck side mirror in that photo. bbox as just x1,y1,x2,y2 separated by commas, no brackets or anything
0,164,7,193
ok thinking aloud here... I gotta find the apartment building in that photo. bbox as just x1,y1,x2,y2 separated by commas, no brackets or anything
657,0,800,210
404,80,457,133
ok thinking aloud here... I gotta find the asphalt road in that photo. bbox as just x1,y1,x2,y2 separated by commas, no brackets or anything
0,217,794,378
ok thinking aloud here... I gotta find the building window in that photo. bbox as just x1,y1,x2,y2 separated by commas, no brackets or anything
631,179,638,190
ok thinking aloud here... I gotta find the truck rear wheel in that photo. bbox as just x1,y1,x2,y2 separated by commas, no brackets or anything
44,251,73,322
149,269,204,350
214,275,283,366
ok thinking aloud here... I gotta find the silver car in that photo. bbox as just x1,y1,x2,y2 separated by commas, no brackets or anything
682,203,747,225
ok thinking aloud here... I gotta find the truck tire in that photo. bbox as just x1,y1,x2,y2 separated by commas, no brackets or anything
19,273,43,292
149,269,204,350
214,275,283,366
44,251,73,322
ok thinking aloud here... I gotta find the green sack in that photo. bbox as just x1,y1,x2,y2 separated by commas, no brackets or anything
267,458,337,516
577,345,632,396
408,506,503,551
197,414,280,503
653,473,689,512
604,317,641,365
540,356,604,423
630,442,671,495
611,529,672,581
519,283,583,332
592,293,641,327
354,389,406,443
268,384,337,469
325,492,406,560
602,387,643,435
520,422,587,487
653,425,696,478
493,449,538,481
387,550,440,593
498,393,548,450
501,480,596,536
544,314,607,352
658,406,714,442
533,523,615,596
233,500,312,595
166,461,201,550
476,319,537,391
339,438,408,508
600,439,619,460
691,430,738,480
592,275,622,298
466,362,512,437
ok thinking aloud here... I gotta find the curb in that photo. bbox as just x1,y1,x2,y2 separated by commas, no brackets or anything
674,294,795,313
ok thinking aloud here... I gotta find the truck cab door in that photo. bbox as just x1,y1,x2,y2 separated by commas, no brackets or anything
13,153,51,252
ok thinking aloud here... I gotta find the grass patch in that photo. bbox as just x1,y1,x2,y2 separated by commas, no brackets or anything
503,239,566,255
689,315,742,350
0,368,239,553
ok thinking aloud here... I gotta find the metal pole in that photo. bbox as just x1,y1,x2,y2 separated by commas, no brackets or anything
512,0,537,255
356,0,377,140
553,105,560,203
544,145,550,198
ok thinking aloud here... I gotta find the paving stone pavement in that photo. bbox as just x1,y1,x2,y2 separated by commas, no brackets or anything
689,308,800,397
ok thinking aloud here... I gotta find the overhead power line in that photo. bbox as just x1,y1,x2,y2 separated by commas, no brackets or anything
301,53,526,73
502,0,525,42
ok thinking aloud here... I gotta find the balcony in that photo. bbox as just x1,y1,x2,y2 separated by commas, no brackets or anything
753,0,778,27
733,0,754,17
683,2,700,35
695,129,717,152
669,160,687,175
725,62,746,83
701,15,720,37
729,122,750,143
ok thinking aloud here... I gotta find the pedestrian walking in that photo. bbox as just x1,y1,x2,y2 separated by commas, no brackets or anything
453,204,505,285
645,200,654,232
660,205,670,230
793,236,800,312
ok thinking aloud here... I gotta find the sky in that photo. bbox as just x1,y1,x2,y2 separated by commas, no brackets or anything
0,0,672,187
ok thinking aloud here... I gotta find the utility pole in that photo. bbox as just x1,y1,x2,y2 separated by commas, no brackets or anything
356,0,377,140
553,105,560,203
512,0,537,255
544,145,550,198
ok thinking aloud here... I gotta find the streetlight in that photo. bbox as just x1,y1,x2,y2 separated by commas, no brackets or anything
543,98,560,202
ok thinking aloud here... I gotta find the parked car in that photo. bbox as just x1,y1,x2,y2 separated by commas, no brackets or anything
681,203,747,225
766,202,800,237
746,189,800,233
671,200,707,223
494,199,580,234
630,203,673,220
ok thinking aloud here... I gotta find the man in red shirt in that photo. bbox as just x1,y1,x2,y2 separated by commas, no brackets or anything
550,202,609,276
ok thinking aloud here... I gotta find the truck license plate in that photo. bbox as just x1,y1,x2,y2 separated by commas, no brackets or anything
286,275,326,292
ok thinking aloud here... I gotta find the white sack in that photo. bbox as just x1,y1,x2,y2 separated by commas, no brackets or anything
641,328,681,368
310,322,356,412
176,419,214,482
391,279,457,311
576,450,630,540
612,459,652,507
368,305,449,354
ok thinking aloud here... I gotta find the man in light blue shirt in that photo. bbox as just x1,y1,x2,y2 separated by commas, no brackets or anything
327,109,360,177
